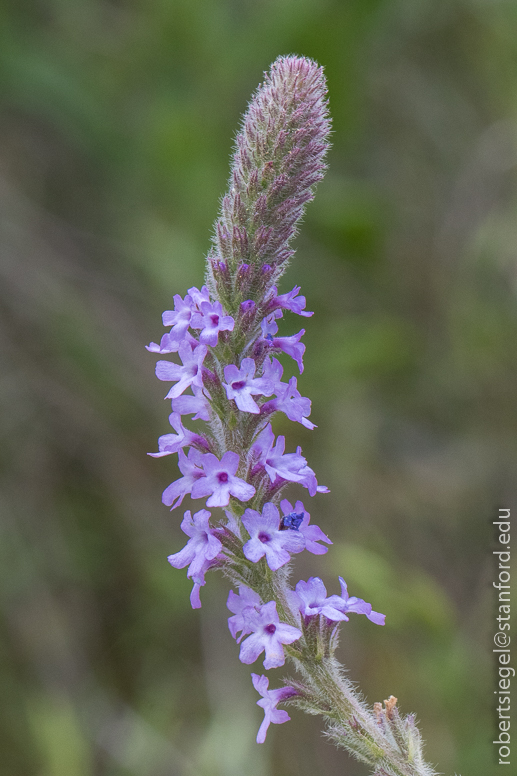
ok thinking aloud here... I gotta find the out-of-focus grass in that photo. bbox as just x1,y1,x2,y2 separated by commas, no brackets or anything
1,1,516,775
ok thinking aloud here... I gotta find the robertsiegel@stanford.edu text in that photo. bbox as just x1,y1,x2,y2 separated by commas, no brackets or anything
493,508,512,766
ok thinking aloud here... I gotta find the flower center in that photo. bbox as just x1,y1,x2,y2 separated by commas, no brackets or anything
210,314,220,327
265,624,276,635
217,472,229,483
258,532,271,543
231,380,246,390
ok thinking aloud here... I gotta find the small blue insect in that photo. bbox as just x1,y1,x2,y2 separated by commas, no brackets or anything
280,512,304,530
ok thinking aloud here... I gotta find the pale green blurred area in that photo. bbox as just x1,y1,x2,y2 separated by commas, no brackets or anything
1,1,516,774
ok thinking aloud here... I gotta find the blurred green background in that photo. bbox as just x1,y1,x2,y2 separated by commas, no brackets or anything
1,1,516,774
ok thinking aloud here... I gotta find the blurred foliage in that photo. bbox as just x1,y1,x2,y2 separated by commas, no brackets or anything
1,1,516,775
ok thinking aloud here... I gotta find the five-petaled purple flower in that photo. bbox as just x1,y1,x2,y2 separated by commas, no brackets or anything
227,586,262,642
161,293,195,343
267,285,314,317
191,300,235,346
280,499,332,555
262,376,315,429
238,601,301,669
191,451,255,507
170,389,210,421
146,330,198,355
149,412,208,457
259,318,306,373
291,577,385,625
223,358,274,414
156,341,207,399
325,577,386,625
251,674,297,744
251,424,328,496
162,448,205,510
292,577,351,621
167,509,223,609
242,502,304,570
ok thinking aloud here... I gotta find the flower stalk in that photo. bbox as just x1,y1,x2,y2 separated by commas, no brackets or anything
148,55,440,776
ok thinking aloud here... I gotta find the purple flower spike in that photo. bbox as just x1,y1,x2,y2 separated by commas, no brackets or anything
227,586,262,641
156,341,207,399
293,577,349,621
191,451,255,507
162,448,206,510
191,300,235,346
280,499,332,555
251,674,297,744
223,358,274,414
239,601,301,669
325,577,386,625
149,413,207,457
242,503,304,571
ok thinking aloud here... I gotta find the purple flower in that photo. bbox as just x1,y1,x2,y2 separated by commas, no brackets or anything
227,586,262,641
262,376,316,429
170,389,210,421
242,503,304,570
260,315,280,340
162,448,206,510
292,577,350,621
189,559,213,609
167,509,223,608
251,674,297,744
258,321,306,372
162,293,196,343
268,285,313,317
146,331,198,354
238,601,301,669
280,499,332,555
223,358,274,414
191,451,255,507
240,299,256,314
251,424,328,496
325,577,386,625
191,300,235,346
262,356,284,386
149,413,207,457
271,330,306,373
187,285,210,309
156,341,207,399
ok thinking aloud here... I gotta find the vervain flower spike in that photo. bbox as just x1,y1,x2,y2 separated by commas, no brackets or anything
148,55,441,776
